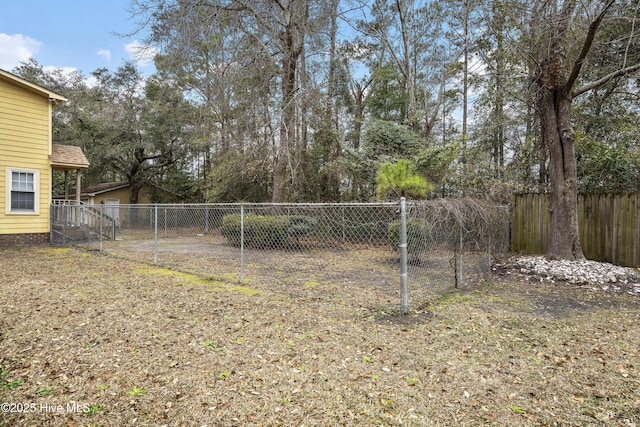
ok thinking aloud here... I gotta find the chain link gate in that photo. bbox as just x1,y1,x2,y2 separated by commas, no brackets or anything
51,200,508,313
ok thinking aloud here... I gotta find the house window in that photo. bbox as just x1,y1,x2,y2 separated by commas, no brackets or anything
7,168,39,213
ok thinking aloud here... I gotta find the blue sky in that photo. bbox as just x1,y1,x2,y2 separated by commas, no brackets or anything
0,0,155,75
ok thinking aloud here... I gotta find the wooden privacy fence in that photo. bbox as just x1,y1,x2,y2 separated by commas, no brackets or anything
511,193,640,268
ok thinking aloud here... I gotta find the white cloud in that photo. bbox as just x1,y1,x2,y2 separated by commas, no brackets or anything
125,40,158,67
97,48,112,63
0,33,41,70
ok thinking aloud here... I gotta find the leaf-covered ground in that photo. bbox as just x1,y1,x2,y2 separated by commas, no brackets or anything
1,246,639,426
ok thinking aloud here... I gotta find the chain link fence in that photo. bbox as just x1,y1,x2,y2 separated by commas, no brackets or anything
51,200,509,311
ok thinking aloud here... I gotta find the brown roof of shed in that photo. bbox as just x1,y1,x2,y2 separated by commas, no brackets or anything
81,181,130,196
50,144,90,170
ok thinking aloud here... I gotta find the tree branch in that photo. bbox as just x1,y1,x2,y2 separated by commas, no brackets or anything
623,0,640,69
572,62,640,98
565,0,616,92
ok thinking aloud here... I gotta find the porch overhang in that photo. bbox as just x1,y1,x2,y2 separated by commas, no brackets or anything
50,144,90,171
50,144,90,204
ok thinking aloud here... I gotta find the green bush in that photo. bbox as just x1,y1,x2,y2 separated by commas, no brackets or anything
251,216,290,248
220,214,243,246
288,215,318,239
220,214,317,248
388,219,431,255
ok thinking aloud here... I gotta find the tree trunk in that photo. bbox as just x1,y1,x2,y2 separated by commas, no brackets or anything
532,0,619,261
352,85,365,150
272,23,298,203
532,0,583,261
539,87,584,260
461,0,469,154
129,184,141,205
271,0,307,203
395,0,417,129
492,0,505,178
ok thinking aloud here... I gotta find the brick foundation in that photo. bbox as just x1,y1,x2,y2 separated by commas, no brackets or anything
0,233,50,246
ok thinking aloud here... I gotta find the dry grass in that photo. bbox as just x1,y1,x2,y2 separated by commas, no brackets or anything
1,246,639,426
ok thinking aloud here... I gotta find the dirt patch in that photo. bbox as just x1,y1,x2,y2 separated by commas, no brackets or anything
1,246,640,426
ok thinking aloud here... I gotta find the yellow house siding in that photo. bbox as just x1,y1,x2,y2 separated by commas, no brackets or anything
87,186,153,205
0,81,49,134
139,187,153,204
92,187,132,205
0,77,52,235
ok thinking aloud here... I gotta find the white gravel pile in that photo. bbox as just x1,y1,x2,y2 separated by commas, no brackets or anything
507,255,640,295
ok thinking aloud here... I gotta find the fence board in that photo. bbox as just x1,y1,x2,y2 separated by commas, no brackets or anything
512,193,639,268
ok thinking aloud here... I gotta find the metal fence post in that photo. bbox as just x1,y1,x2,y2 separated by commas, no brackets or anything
112,215,116,240
399,197,409,315
62,205,67,245
164,207,168,237
154,205,158,265
99,204,104,253
458,226,463,287
341,205,346,242
487,232,492,272
240,204,245,283
49,205,53,244
205,207,209,235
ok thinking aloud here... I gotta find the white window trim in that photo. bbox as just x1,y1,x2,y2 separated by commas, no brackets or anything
5,167,40,215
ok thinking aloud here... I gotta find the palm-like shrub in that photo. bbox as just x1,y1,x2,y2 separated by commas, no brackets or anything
376,159,432,200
